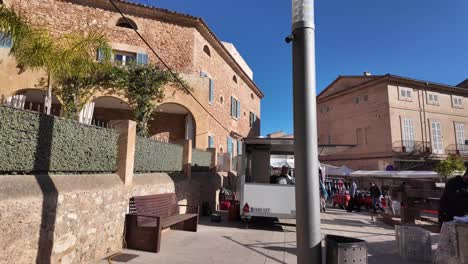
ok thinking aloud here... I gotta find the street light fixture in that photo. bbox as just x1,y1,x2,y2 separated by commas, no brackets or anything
291,0,322,263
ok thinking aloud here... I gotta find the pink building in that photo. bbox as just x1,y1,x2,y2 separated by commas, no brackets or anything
317,74,468,170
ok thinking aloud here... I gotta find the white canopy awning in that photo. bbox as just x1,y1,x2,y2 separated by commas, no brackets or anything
350,170,439,179
322,164,354,176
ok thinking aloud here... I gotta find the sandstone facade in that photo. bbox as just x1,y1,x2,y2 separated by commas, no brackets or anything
317,74,468,170
1,0,263,153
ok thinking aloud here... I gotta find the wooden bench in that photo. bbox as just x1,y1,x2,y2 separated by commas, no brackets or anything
125,193,199,253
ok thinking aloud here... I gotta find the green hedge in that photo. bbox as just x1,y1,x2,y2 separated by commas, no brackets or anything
192,149,212,168
0,107,119,173
134,137,183,172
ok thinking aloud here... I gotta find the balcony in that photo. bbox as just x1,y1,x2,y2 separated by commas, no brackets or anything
445,144,468,156
392,141,431,155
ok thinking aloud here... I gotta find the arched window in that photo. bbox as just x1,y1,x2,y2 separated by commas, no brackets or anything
203,45,211,57
116,17,138,30
232,75,238,83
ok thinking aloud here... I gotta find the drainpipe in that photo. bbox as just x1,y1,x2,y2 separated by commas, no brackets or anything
417,89,425,151
422,88,428,152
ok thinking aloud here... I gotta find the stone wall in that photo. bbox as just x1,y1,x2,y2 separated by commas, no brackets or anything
1,0,262,152
149,112,187,144
0,173,201,264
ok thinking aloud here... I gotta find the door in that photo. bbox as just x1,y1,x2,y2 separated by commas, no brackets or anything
402,118,415,152
455,123,466,154
431,121,444,154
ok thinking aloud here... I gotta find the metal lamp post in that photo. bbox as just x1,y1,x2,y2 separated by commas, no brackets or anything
291,0,322,263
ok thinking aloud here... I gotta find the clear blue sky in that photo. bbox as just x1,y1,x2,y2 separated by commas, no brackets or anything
133,0,468,136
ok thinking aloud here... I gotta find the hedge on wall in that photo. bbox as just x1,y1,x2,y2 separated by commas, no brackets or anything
134,137,183,172
192,149,212,168
0,107,119,173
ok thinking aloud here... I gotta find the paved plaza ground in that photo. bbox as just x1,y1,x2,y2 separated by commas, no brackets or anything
100,208,437,264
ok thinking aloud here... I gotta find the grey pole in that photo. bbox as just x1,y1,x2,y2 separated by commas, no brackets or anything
291,0,322,263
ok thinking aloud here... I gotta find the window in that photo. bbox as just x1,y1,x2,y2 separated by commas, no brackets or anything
427,92,439,105
203,45,211,57
233,75,238,83
220,96,224,104
362,95,369,102
116,17,138,30
0,32,12,48
209,79,214,104
208,135,215,148
320,106,329,113
455,123,465,152
354,96,360,105
136,53,149,65
113,51,136,66
249,112,257,127
430,120,444,154
402,118,415,152
227,136,233,154
452,96,464,108
237,140,243,155
399,87,412,100
231,97,240,119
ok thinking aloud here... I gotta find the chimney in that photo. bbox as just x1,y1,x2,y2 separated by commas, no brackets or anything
363,72,372,76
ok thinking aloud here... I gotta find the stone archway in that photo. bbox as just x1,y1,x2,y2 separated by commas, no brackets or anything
4,89,61,116
91,96,133,126
149,103,196,146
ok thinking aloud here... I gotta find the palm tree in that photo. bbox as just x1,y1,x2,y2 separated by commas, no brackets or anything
0,6,112,118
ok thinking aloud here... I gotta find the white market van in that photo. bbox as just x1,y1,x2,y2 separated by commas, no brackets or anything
238,137,327,219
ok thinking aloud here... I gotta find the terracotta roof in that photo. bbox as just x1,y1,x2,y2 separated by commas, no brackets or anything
457,79,468,88
66,0,264,98
319,74,468,100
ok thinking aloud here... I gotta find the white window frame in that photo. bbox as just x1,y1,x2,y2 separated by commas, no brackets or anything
452,95,464,108
401,117,415,152
455,123,466,153
398,87,412,101
426,92,439,105
208,135,215,149
430,120,444,154
249,112,257,128
113,51,136,66
231,97,240,119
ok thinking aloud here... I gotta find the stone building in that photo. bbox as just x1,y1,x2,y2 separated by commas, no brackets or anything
0,0,263,154
317,73,468,170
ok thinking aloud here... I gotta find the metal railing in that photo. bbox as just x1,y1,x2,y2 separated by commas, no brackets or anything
445,144,468,156
392,141,431,154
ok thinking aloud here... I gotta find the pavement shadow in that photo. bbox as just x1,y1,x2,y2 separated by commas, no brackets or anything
223,236,290,264
200,215,285,232
33,113,58,264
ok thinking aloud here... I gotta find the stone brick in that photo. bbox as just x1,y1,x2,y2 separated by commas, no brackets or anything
1,0,263,153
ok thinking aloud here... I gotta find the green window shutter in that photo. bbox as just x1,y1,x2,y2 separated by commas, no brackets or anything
230,97,235,117
136,53,148,65
209,79,214,103
236,100,241,118
237,140,242,155
227,137,232,153
97,48,104,61
0,32,12,48
250,112,257,127
208,136,214,148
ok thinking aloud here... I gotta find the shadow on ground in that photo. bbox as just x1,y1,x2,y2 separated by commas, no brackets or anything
199,214,286,232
